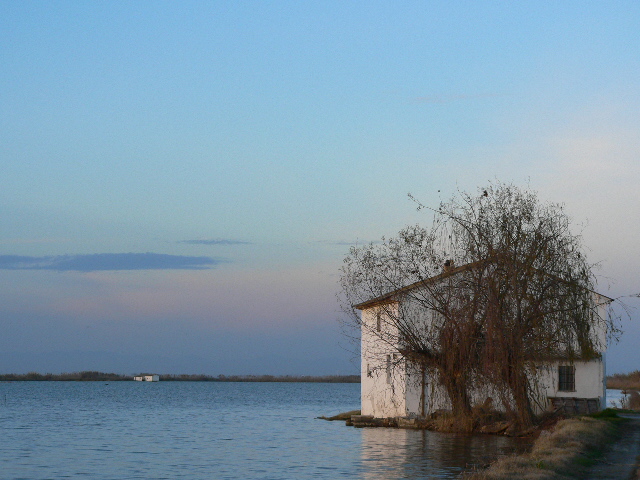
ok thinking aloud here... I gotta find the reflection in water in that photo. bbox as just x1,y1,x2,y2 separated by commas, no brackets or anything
358,391,622,478
361,427,531,479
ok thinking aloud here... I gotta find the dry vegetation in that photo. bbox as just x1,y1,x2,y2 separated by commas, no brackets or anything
627,391,640,410
607,370,640,390
606,371,640,410
465,415,617,480
615,390,640,410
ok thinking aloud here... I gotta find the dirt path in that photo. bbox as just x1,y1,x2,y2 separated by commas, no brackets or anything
585,414,640,479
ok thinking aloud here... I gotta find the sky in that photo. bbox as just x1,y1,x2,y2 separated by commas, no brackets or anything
1,1,639,375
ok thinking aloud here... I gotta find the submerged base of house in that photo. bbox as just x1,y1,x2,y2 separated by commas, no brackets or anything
350,395,602,434
350,415,440,429
548,397,601,415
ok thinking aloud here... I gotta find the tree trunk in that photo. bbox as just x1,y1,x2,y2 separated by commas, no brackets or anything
509,366,534,430
440,370,472,420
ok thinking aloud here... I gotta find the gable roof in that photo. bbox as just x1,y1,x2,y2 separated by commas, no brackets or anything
353,262,475,310
353,261,613,311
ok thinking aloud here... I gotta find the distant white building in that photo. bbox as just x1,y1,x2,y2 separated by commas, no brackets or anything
133,374,159,382
356,264,611,419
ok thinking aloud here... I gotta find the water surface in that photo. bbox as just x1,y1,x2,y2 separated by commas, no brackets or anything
0,381,529,479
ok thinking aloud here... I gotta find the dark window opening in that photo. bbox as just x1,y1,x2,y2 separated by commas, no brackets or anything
558,365,575,392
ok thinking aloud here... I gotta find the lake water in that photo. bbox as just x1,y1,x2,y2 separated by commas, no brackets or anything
0,381,534,479
607,388,626,408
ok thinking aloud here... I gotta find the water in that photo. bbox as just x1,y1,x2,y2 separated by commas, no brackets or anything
607,388,627,408
0,381,529,479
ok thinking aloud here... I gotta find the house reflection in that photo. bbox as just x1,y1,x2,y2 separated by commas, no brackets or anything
360,427,531,479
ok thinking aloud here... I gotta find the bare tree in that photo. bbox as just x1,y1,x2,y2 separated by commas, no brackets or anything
340,182,618,430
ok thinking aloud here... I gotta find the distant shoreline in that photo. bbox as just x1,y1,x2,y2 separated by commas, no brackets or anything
0,371,361,383
3,371,636,387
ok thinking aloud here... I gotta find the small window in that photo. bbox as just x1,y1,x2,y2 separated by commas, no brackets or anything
366,364,372,378
376,310,382,332
558,365,575,392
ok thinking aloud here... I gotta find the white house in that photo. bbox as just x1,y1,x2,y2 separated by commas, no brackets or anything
133,374,160,382
355,265,611,419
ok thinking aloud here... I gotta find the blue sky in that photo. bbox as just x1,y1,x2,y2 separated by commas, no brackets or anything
1,1,639,375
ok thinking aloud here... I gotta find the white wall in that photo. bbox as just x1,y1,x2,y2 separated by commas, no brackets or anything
537,359,606,408
360,300,452,418
360,304,408,417
360,289,610,418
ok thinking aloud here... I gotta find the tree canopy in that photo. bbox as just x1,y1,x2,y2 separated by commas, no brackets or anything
340,182,618,429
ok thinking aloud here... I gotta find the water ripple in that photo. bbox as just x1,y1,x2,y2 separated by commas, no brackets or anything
0,382,535,479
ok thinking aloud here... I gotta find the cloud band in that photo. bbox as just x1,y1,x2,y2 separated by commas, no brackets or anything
0,253,220,272
179,239,251,246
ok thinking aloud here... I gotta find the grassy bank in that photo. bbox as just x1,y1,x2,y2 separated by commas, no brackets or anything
465,412,620,479
0,371,360,383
